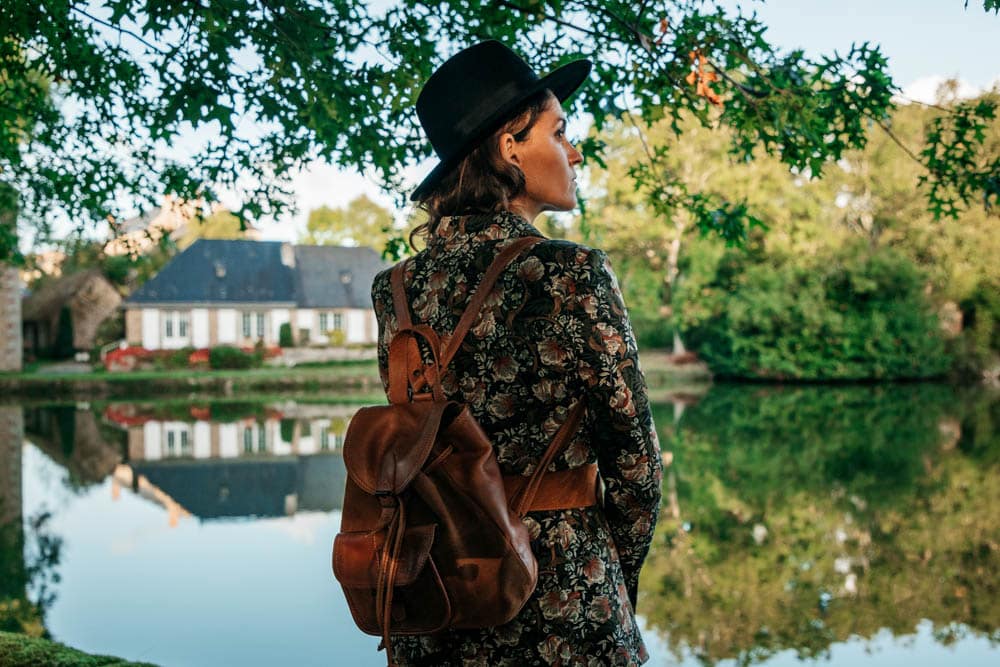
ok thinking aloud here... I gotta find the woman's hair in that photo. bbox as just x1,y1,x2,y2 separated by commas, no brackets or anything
409,89,554,250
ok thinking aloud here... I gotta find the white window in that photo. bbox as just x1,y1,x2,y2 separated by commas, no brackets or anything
163,311,190,340
320,430,330,450
319,312,328,332
242,312,252,338
243,427,253,453
332,313,343,331
256,313,265,338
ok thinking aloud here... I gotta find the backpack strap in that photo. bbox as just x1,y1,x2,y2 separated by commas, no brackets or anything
387,235,544,399
440,235,543,370
508,399,587,517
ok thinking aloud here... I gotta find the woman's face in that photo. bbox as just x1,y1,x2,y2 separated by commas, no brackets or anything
501,95,583,218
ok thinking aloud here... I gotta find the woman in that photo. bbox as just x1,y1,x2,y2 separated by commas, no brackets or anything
370,40,662,666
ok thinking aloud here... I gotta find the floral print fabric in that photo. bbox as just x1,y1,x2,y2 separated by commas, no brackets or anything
370,210,663,666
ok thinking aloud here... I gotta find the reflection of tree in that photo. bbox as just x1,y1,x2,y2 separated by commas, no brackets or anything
0,511,62,638
641,385,1000,664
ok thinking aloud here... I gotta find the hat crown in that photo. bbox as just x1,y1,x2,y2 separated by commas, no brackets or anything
416,41,540,160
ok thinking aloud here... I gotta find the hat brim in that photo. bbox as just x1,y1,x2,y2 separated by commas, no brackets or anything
410,58,592,202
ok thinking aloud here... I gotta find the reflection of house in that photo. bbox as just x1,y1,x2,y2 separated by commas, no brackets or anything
109,409,353,520
130,454,346,520
123,239,387,349
0,265,21,371
23,406,124,485
21,269,122,358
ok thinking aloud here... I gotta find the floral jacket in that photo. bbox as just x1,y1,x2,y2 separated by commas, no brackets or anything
370,210,663,666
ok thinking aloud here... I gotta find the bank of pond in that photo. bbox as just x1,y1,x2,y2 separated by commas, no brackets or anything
0,382,998,665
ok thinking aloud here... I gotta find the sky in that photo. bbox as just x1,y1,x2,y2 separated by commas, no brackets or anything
253,0,1000,244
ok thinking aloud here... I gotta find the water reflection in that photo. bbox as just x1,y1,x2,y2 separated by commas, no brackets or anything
0,388,998,666
643,384,1000,665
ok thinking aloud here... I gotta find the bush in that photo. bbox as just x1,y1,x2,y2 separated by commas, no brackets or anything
631,312,674,350
674,241,951,380
159,347,195,370
208,345,262,370
326,329,346,346
279,322,294,348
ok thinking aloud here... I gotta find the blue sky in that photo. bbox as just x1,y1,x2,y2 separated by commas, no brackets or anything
262,1,999,243
722,0,999,89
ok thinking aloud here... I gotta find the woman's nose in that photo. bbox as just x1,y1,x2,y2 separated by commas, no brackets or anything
568,143,583,166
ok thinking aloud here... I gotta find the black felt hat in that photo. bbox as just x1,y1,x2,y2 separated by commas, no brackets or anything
410,40,592,202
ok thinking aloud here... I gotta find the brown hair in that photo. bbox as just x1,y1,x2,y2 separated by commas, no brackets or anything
409,89,555,250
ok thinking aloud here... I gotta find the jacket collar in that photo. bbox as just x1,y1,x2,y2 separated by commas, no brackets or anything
429,210,547,248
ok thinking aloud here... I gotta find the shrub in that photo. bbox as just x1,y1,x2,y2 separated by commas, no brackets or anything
279,322,294,348
161,347,194,370
326,329,346,346
208,346,262,370
631,312,674,350
674,241,951,380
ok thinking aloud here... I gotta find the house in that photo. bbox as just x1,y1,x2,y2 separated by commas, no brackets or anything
123,239,389,349
21,269,123,358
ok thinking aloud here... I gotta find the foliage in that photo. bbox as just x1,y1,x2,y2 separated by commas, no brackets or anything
0,631,158,667
325,329,347,347
641,383,1000,664
675,240,951,380
0,511,61,639
176,208,254,250
156,347,194,370
951,279,1000,378
208,346,262,370
301,195,396,252
278,322,294,348
1,2,998,260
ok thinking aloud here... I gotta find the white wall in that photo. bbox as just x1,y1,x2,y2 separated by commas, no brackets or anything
219,423,238,458
191,309,210,348
143,421,161,460
296,310,314,330
141,309,160,349
217,309,237,344
346,309,366,343
194,421,211,458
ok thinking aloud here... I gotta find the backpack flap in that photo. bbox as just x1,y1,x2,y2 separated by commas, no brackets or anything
343,400,450,495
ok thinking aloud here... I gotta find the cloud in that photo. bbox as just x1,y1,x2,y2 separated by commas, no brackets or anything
897,75,999,105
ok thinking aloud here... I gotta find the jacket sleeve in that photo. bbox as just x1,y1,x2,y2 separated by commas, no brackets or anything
560,247,663,608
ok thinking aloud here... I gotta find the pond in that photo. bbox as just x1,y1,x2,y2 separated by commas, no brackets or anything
1,383,998,666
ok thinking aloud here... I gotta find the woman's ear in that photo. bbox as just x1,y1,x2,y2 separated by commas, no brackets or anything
498,132,520,167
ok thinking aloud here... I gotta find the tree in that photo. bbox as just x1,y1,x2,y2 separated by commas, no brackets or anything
301,195,395,249
1,1,997,262
176,208,254,249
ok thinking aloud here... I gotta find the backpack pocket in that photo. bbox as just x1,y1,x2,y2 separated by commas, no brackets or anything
333,523,451,635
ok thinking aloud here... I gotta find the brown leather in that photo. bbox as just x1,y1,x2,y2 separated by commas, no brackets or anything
333,235,599,667
503,463,599,512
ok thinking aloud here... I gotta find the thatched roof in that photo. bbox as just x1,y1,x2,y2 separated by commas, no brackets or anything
21,270,111,321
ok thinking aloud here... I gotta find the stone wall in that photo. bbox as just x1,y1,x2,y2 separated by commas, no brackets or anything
0,266,22,371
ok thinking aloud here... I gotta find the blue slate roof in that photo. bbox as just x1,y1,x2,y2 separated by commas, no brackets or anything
126,239,388,307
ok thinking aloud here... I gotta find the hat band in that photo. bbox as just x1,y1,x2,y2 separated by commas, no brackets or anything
452,79,532,138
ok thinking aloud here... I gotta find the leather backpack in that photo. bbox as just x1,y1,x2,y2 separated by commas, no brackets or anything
332,235,597,666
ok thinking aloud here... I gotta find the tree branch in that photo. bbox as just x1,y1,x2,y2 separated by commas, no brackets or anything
70,6,167,55
494,0,603,38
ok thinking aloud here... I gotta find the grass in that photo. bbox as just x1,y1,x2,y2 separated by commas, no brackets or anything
0,631,158,667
